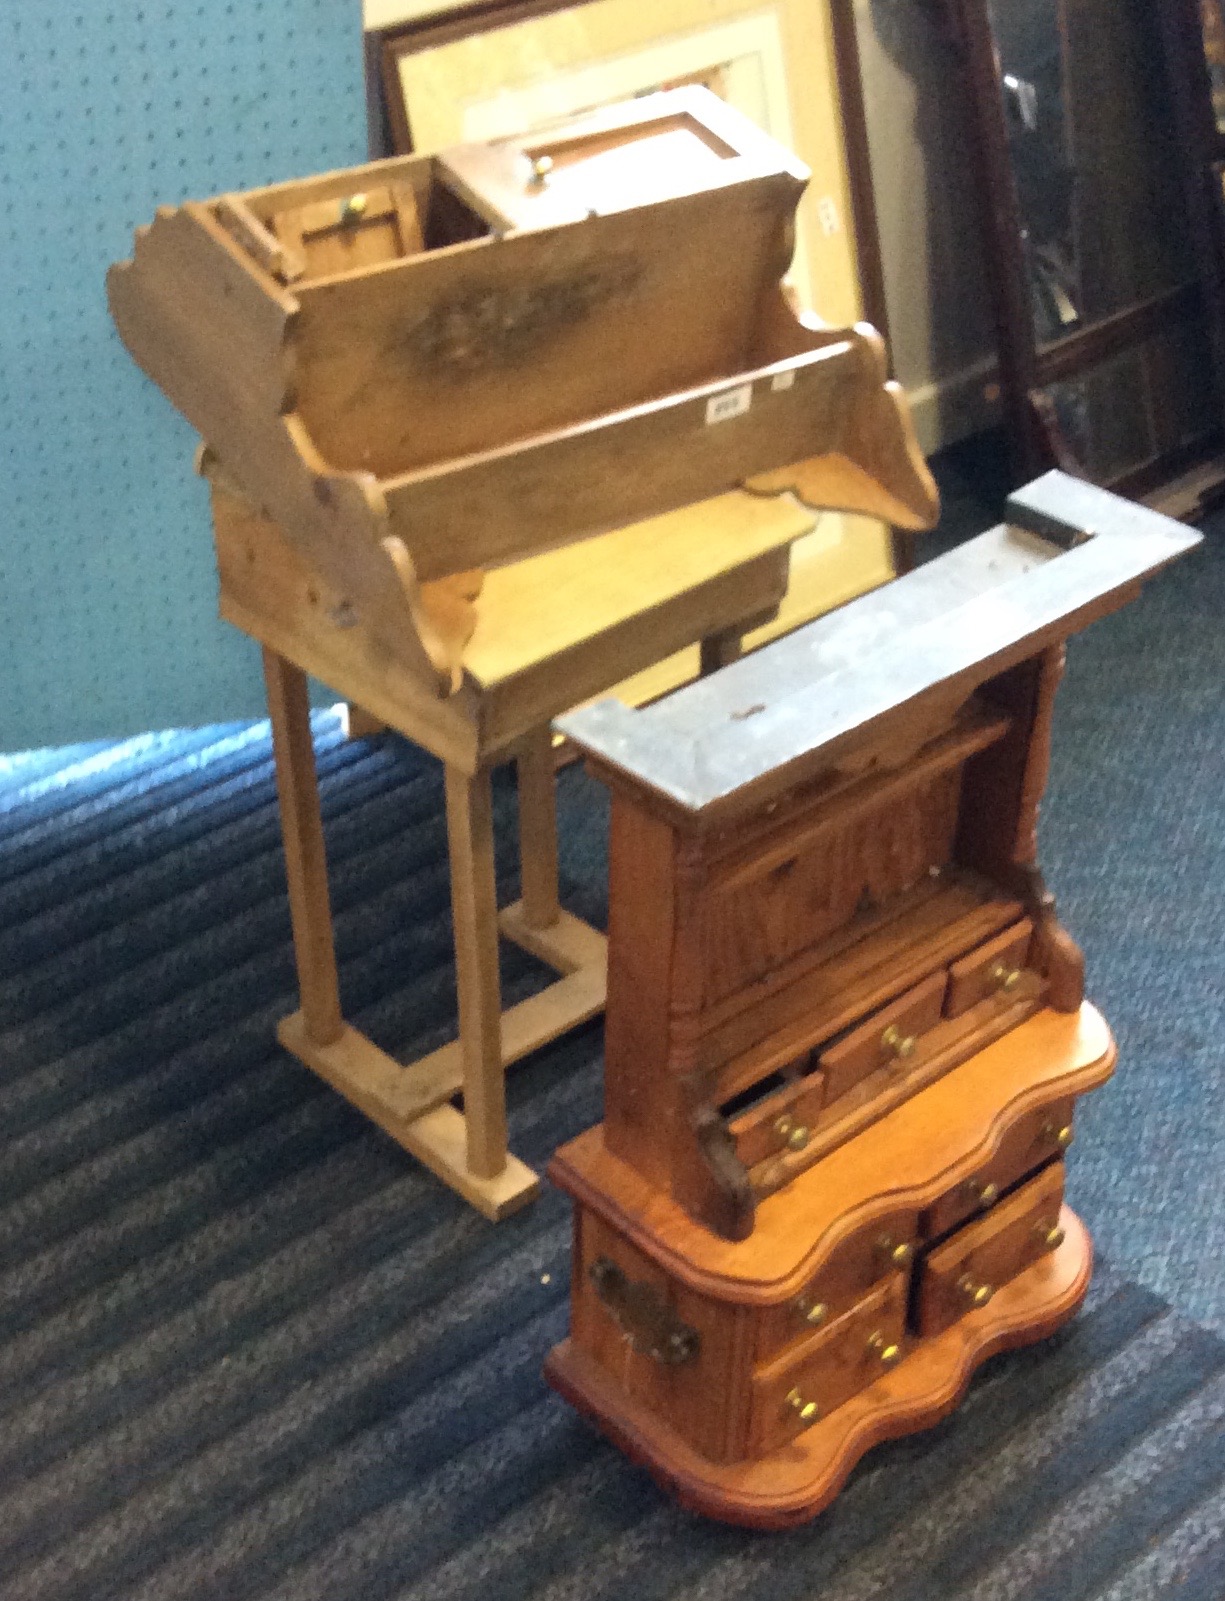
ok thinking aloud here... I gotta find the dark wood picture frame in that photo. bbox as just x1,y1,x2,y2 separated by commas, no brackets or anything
939,0,1224,500
365,0,891,336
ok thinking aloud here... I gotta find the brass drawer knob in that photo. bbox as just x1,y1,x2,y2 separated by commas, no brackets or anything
1042,1120,1075,1151
877,1236,914,1269
774,1114,810,1153
957,1273,995,1309
792,1295,829,1327
989,961,1022,992
529,153,555,186
961,1178,1000,1210
785,1388,820,1426
881,1024,917,1061
867,1330,902,1367
340,192,368,223
1034,1219,1066,1250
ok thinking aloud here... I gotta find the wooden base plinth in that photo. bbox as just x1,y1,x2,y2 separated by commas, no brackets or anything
544,1206,1092,1527
277,905,605,1221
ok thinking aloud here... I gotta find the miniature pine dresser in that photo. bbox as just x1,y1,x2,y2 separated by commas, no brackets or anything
545,472,1200,1527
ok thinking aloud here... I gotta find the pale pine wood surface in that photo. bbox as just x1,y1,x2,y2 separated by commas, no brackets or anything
464,490,814,688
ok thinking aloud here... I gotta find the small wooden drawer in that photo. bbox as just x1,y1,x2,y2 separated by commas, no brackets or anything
817,971,948,1106
920,1097,1075,1240
945,919,1034,1019
755,1207,917,1362
749,1276,908,1456
728,1069,826,1169
914,1161,1066,1337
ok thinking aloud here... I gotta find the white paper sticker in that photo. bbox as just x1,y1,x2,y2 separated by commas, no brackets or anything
771,370,796,392
705,383,753,425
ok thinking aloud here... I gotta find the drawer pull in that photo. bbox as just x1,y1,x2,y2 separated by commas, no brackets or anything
774,1114,811,1153
989,961,1022,993
792,1295,829,1328
877,1236,914,1269
867,1330,903,1367
957,1273,995,1309
785,1388,820,1426
1042,1120,1075,1151
881,1024,917,1061
1033,1219,1066,1251
960,1178,1000,1210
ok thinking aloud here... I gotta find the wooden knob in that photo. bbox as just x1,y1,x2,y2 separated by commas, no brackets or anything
878,1236,914,1268
989,961,1022,992
774,1114,810,1153
881,1024,917,1061
957,1273,994,1309
868,1330,902,1366
793,1295,828,1327
785,1388,819,1425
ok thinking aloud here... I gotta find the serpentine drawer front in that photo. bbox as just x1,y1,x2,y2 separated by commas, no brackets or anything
914,1162,1067,1337
754,1210,918,1363
749,1276,908,1456
920,1098,1074,1240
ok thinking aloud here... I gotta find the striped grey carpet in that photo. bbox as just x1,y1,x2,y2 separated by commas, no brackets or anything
1,485,1222,1596
1,713,1223,1599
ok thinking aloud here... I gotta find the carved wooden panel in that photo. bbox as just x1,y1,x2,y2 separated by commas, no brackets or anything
698,767,961,1008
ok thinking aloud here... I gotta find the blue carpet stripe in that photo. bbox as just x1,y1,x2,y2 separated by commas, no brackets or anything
0,721,283,878
0,736,416,977
0,725,253,827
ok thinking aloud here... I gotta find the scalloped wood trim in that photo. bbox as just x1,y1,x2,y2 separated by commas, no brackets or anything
544,1206,1092,1528
548,1004,1114,1301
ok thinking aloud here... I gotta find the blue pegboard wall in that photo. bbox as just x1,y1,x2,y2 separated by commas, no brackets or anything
0,2,366,752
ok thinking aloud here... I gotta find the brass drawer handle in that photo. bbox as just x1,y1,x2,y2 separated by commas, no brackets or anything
785,1387,820,1426
774,1114,810,1153
881,1023,917,1061
960,1178,1000,1210
957,1273,995,1309
989,961,1022,992
1033,1219,1066,1251
867,1330,903,1367
1042,1120,1075,1151
792,1294,829,1327
589,1258,700,1365
877,1235,914,1269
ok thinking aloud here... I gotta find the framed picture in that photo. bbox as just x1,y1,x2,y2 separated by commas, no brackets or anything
378,0,868,326
1200,0,1225,132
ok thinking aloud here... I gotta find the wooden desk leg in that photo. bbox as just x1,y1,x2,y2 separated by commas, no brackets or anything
517,726,561,931
263,648,344,1047
445,763,508,1179
266,654,537,1216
